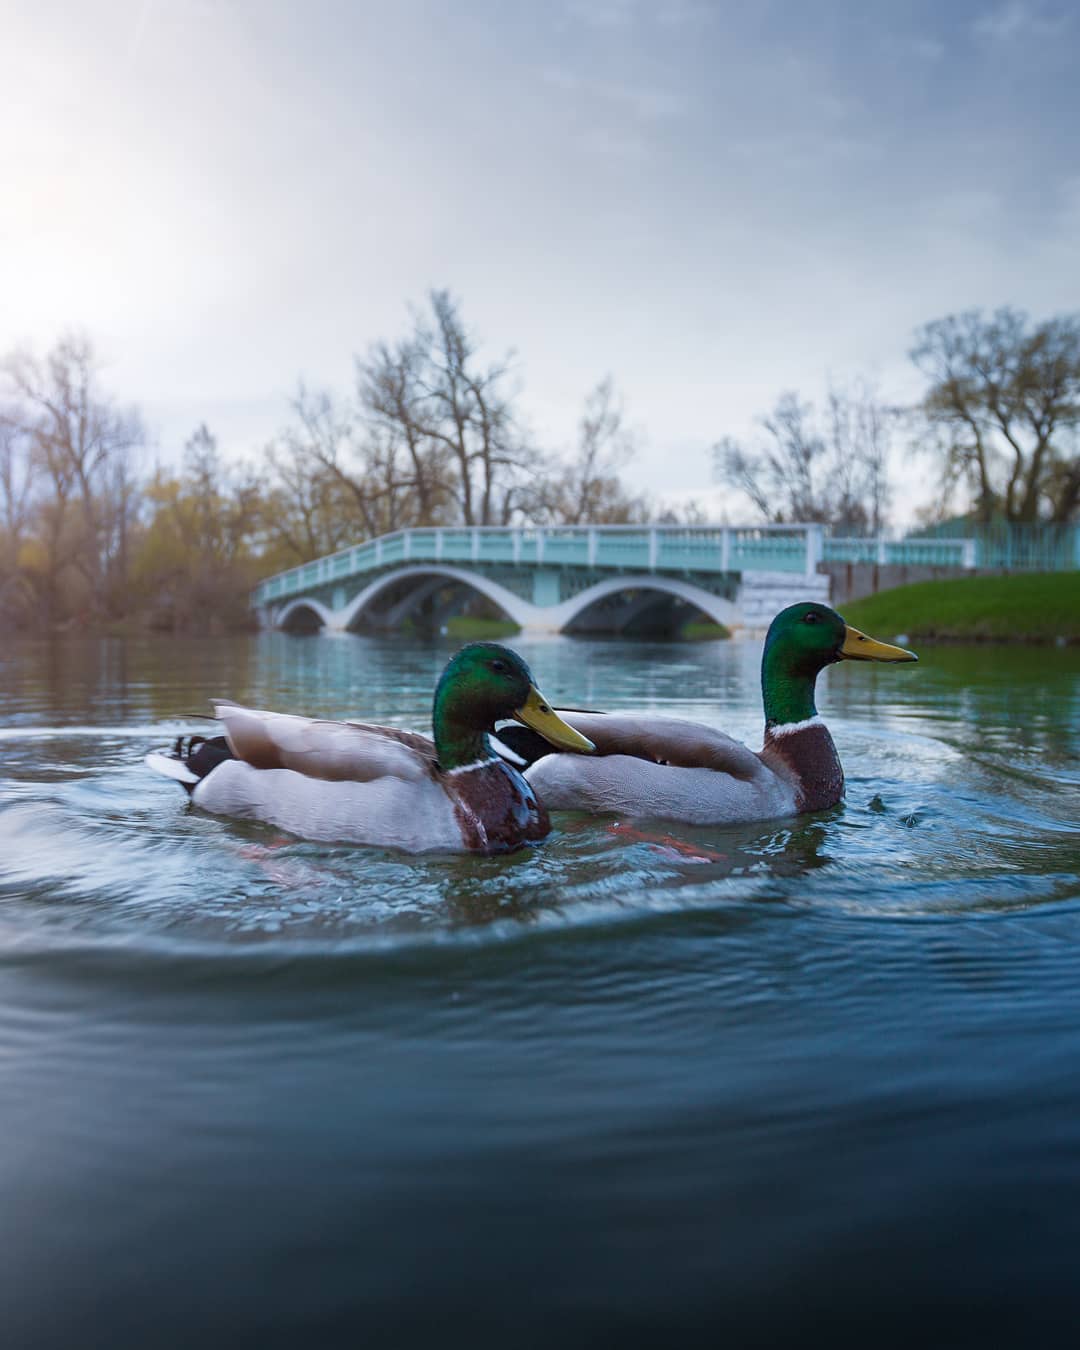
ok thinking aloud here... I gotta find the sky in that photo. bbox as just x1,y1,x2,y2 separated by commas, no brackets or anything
2,0,1077,525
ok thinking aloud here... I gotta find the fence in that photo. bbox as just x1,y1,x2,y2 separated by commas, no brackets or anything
906,521,1080,571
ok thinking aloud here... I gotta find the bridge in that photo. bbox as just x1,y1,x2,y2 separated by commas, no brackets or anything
250,523,985,637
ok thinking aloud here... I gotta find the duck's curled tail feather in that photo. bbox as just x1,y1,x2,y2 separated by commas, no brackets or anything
145,735,236,794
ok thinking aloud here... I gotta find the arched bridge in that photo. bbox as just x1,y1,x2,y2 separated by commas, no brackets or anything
252,524,837,635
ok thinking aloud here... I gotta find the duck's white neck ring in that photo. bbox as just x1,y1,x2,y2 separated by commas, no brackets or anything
768,715,824,738
442,733,527,775
443,758,492,776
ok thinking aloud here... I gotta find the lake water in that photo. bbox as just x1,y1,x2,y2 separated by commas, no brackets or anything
1,632,1079,1347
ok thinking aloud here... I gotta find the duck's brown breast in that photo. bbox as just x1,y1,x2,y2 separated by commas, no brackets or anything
761,721,844,813
445,760,551,853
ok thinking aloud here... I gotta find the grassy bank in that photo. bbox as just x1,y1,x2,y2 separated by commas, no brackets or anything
840,573,1080,644
442,616,732,641
442,615,522,639
681,620,731,641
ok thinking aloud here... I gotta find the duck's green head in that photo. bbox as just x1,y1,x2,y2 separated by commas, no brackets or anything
762,602,917,728
432,642,594,769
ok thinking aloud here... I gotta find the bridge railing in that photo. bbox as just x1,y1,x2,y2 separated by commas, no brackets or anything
825,524,1080,569
251,523,823,607
908,521,1080,571
824,537,977,567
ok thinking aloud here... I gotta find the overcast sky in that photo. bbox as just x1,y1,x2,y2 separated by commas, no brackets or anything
2,0,1077,523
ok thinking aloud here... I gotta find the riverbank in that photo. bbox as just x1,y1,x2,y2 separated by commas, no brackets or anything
443,616,732,641
841,573,1080,644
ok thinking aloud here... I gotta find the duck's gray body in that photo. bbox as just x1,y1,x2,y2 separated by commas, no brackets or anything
523,711,842,825
192,756,466,851
152,702,550,854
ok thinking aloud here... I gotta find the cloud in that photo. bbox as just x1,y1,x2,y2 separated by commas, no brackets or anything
909,36,946,61
563,0,710,28
563,0,636,28
539,65,688,158
577,126,650,160
730,128,876,171
973,1,1070,42
543,67,689,123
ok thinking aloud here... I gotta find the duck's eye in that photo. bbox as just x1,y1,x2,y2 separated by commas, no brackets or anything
804,613,818,624
489,660,508,674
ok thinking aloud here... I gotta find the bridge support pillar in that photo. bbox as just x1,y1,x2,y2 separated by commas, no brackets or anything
531,570,561,607
737,570,830,631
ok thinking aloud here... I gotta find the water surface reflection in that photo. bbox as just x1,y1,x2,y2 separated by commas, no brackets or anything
1,633,1079,1346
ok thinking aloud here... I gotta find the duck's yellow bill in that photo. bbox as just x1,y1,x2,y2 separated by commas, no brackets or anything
840,625,918,662
514,686,595,753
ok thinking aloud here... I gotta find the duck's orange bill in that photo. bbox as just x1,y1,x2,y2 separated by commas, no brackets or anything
840,625,918,662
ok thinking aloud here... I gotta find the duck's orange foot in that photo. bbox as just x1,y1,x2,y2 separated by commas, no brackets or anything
607,821,727,864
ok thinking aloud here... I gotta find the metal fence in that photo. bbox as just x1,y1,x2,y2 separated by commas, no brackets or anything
905,522,1080,571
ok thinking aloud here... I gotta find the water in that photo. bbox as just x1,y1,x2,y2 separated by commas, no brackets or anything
1,632,1078,1347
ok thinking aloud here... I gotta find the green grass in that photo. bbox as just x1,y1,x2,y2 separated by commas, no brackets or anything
840,573,1080,644
681,620,731,641
443,615,522,639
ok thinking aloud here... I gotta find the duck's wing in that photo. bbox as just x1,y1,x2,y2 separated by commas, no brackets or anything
522,712,795,825
551,711,766,779
213,702,436,783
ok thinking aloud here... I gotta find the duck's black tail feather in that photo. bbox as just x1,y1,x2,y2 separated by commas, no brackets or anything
179,734,235,778
145,735,236,794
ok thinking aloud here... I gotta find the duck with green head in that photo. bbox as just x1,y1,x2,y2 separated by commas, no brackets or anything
145,642,594,854
501,603,917,825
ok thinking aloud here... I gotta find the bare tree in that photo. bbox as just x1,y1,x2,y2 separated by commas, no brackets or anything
1,332,144,621
180,425,260,568
285,290,538,532
714,392,826,523
263,436,351,564
357,336,451,526
1044,426,1080,525
826,380,892,534
911,307,1080,523
529,377,648,524
268,375,450,551
713,385,894,532
279,385,383,537
0,414,37,624
410,290,532,525
136,425,265,633
0,415,35,571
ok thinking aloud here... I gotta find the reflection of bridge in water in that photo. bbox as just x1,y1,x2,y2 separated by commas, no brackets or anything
250,523,978,636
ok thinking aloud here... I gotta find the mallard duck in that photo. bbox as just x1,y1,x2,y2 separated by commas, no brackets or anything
498,603,917,825
145,643,594,854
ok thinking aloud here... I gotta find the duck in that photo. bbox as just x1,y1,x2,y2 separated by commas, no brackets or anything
496,602,917,826
145,642,594,854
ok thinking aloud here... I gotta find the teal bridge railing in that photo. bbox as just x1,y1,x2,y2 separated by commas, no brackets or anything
902,521,1080,572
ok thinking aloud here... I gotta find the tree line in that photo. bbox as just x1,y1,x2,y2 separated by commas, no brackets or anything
714,306,1080,531
2,293,1077,634
0,292,652,633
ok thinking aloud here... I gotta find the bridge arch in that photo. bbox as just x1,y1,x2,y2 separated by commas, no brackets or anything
551,575,737,634
271,567,739,635
276,597,334,633
335,565,533,633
